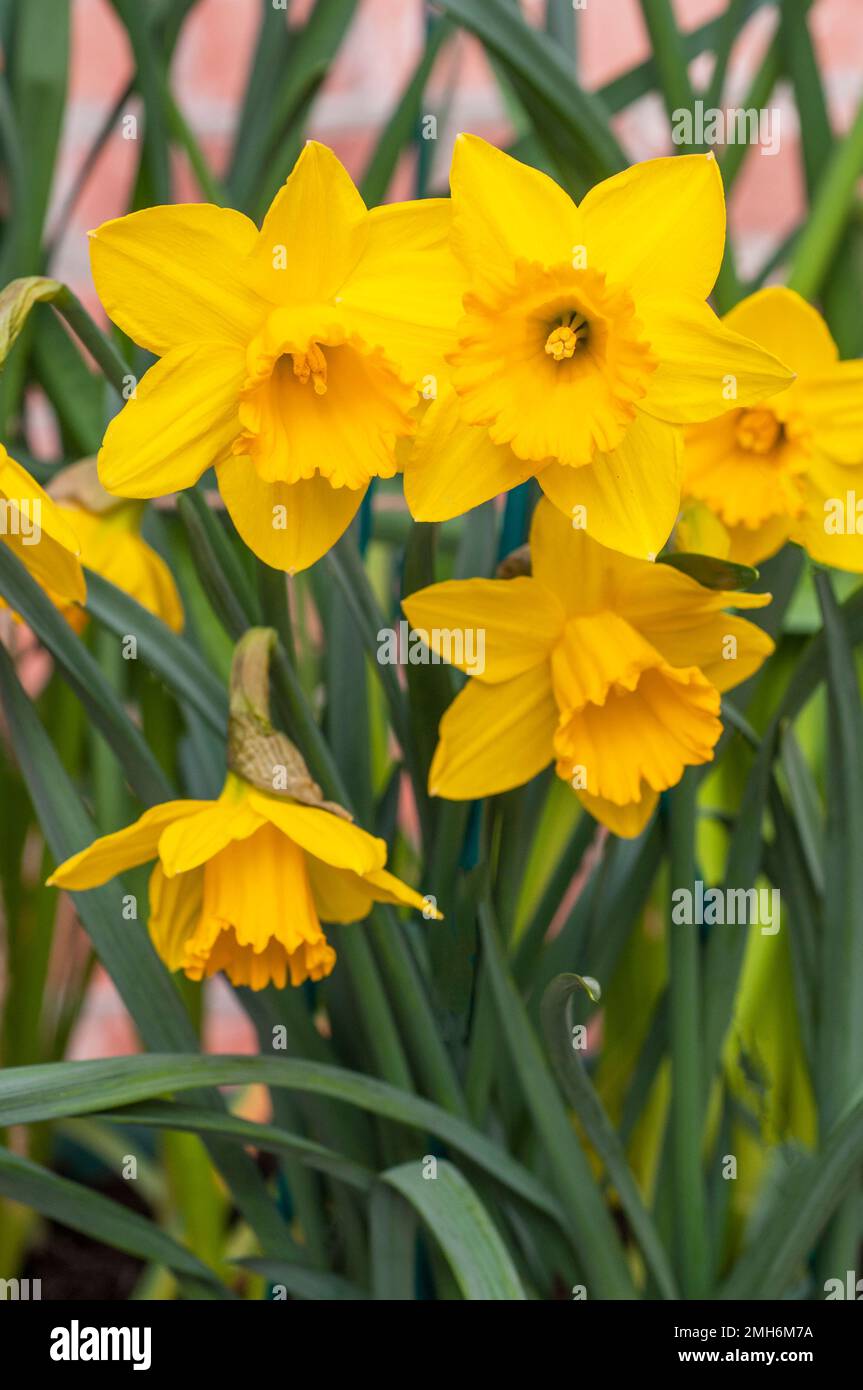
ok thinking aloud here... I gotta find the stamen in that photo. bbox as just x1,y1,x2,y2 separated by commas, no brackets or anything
291,342,328,395
735,408,781,455
544,311,588,361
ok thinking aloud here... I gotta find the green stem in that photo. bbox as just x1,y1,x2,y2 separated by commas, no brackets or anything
638,0,694,124
788,97,863,300
369,906,467,1116
667,773,710,1297
51,287,130,394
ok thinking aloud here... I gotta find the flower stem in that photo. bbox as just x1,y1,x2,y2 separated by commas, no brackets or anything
667,772,711,1297
51,286,130,395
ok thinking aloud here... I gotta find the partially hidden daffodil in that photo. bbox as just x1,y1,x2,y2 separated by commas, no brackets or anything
403,499,774,838
48,460,183,632
681,286,863,570
90,142,461,574
47,629,439,989
403,136,794,560
0,443,86,613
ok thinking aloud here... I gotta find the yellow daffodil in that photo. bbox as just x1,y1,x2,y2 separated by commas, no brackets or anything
49,460,183,632
403,136,793,560
90,142,460,574
403,499,773,837
48,772,438,989
682,286,863,570
0,444,86,611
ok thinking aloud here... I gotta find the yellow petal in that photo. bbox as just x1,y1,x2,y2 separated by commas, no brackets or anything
793,461,863,572
577,785,659,839
723,287,838,377
217,458,365,573
306,857,374,924
99,343,245,498
307,859,440,924
252,141,368,305
0,446,86,604
578,154,725,304
449,134,580,292
65,506,184,632
148,863,204,970
614,563,774,693
362,866,441,917
89,204,265,354
340,199,466,383
402,387,538,522
429,664,557,799
641,299,794,424
402,575,564,683
793,361,863,465
248,791,387,874
675,499,732,560
529,496,621,615
538,411,681,560
158,799,265,877
723,515,791,568
46,800,207,890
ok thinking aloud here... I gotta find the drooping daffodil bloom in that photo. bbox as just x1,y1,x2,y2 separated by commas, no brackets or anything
48,772,439,990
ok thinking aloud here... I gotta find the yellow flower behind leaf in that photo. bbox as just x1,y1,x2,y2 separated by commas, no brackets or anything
47,772,439,990
90,141,461,574
49,461,183,633
682,287,863,570
403,136,793,560
0,444,86,611
403,499,774,838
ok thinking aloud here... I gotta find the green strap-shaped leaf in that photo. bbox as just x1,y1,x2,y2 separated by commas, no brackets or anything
659,552,759,592
720,1090,863,1299
96,1100,374,1192
0,1053,566,1232
369,1179,418,1301
235,1258,366,1301
540,977,678,1299
0,275,60,362
477,903,638,1298
0,542,174,806
380,1159,527,1300
0,1145,225,1295
84,567,228,738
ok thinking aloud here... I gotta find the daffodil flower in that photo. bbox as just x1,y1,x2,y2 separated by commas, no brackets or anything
49,460,183,632
0,444,86,612
403,136,793,560
48,772,439,990
403,499,773,837
90,142,460,573
682,286,863,570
